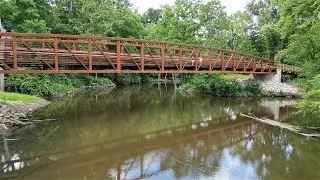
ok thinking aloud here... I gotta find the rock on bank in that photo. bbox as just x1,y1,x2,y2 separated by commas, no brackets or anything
0,99,49,131
260,81,302,97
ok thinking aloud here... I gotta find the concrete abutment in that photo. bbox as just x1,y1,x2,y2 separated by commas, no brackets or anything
254,69,282,83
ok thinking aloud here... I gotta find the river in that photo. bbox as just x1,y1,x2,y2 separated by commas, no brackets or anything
0,85,319,180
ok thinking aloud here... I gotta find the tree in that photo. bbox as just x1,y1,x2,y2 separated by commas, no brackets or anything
245,0,282,59
0,0,51,32
276,0,320,77
142,8,163,25
145,0,229,45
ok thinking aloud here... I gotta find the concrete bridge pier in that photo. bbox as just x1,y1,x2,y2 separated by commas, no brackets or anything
254,69,282,83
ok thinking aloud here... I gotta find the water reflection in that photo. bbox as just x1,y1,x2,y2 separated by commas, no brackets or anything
0,86,318,180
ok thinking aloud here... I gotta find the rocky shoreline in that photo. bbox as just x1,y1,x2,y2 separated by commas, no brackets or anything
0,99,50,132
233,77,302,97
260,81,303,97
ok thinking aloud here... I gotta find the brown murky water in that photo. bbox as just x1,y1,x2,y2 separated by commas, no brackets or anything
0,86,319,180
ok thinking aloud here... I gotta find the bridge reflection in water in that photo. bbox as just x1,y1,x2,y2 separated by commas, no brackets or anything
0,87,304,180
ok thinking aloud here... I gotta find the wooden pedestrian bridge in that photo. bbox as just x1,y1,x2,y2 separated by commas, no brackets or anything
0,33,296,75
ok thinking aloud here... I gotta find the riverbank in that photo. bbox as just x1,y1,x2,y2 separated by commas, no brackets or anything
179,74,302,97
260,81,302,97
5,74,116,97
0,92,50,132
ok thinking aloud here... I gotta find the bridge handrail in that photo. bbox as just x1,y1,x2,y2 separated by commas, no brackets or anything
0,32,298,74
277,64,297,73
0,32,273,62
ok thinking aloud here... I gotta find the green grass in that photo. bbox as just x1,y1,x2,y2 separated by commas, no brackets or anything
0,92,40,102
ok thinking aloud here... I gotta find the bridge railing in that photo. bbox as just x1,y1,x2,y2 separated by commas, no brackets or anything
277,64,297,74
0,33,278,74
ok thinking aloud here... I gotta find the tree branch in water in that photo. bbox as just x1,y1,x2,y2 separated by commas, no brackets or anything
240,113,320,139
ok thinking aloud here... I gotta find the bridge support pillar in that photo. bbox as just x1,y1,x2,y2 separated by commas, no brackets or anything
254,69,282,83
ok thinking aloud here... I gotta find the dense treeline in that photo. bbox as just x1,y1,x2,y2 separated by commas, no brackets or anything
0,1,319,96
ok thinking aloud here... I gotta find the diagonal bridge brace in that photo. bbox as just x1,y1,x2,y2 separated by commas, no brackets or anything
92,40,117,70
60,40,89,70
121,41,141,70
18,37,54,69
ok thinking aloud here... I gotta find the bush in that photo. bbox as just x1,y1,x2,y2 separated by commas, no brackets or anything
181,74,261,97
305,89,320,100
309,74,320,90
297,100,320,118
5,74,114,96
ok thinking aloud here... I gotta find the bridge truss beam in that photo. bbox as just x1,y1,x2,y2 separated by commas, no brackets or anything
0,33,295,74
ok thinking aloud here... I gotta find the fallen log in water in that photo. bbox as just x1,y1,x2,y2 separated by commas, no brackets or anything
240,113,320,139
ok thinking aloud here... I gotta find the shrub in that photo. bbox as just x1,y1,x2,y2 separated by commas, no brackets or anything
182,74,261,97
5,74,114,96
309,74,320,90
296,100,320,118
305,89,320,100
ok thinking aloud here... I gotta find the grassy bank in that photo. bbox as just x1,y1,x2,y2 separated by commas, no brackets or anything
179,74,261,97
0,92,40,102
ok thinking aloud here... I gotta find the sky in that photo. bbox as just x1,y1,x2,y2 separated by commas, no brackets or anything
133,0,250,15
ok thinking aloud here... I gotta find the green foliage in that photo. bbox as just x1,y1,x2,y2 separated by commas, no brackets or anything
296,74,320,118
309,74,320,90
1,0,144,38
276,0,320,77
0,0,52,32
5,74,114,96
145,0,228,46
142,8,163,25
305,90,320,100
181,74,261,97
297,100,320,118
0,92,40,102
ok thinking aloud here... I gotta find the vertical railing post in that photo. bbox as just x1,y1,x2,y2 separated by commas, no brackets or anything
268,60,271,72
117,40,121,71
88,38,92,72
195,47,198,71
252,58,255,72
232,52,236,72
243,56,246,72
260,59,263,72
161,44,165,72
179,46,182,71
221,51,224,71
209,48,212,71
141,42,145,72
54,37,59,71
12,37,17,70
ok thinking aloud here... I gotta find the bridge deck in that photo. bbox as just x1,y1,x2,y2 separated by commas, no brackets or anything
0,33,296,74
